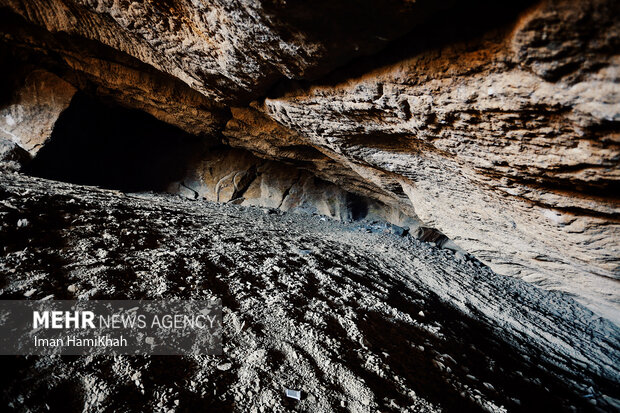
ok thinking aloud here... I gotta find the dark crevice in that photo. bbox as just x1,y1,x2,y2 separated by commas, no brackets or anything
277,179,297,210
230,164,257,200
340,132,451,156
278,145,326,160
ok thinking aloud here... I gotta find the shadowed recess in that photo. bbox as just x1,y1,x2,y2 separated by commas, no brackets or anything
26,93,204,192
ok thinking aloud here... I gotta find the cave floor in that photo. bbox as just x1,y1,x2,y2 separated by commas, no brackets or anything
0,171,618,412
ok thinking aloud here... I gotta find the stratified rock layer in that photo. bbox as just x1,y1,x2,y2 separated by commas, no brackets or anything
223,106,420,219
0,0,430,103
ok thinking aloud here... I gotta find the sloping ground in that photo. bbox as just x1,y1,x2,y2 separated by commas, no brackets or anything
0,171,618,412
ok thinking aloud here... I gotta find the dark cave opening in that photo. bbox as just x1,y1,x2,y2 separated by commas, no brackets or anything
346,192,370,221
25,93,204,193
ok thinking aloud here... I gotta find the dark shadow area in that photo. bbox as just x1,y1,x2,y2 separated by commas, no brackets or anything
0,47,27,107
266,0,538,97
341,131,446,155
346,192,369,221
415,227,451,247
25,92,204,192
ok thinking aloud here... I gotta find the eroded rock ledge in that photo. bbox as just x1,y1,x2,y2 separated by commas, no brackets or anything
0,0,618,321
260,0,620,319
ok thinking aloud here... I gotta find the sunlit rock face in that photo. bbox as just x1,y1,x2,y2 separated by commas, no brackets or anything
0,0,618,320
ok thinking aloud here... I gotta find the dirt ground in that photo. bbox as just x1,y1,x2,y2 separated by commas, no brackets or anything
0,171,618,412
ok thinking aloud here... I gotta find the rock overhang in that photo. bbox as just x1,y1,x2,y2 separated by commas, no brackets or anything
0,0,617,322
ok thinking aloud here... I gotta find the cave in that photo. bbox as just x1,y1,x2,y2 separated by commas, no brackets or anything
25,93,202,193
0,1,618,412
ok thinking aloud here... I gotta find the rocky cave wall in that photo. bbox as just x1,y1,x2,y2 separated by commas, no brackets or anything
168,147,418,226
0,0,618,321
1,84,415,225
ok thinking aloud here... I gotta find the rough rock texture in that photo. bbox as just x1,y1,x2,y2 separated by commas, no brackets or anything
1,172,619,412
169,147,418,226
0,69,76,156
0,0,432,103
0,137,29,171
0,13,228,138
0,0,618,323
223,106,420,219
261,0,620,320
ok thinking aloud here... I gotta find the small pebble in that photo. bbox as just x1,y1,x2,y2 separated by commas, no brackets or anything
217,362,232,371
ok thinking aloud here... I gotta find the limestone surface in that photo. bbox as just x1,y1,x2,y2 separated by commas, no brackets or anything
261,0,620,320
0,70,75,156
